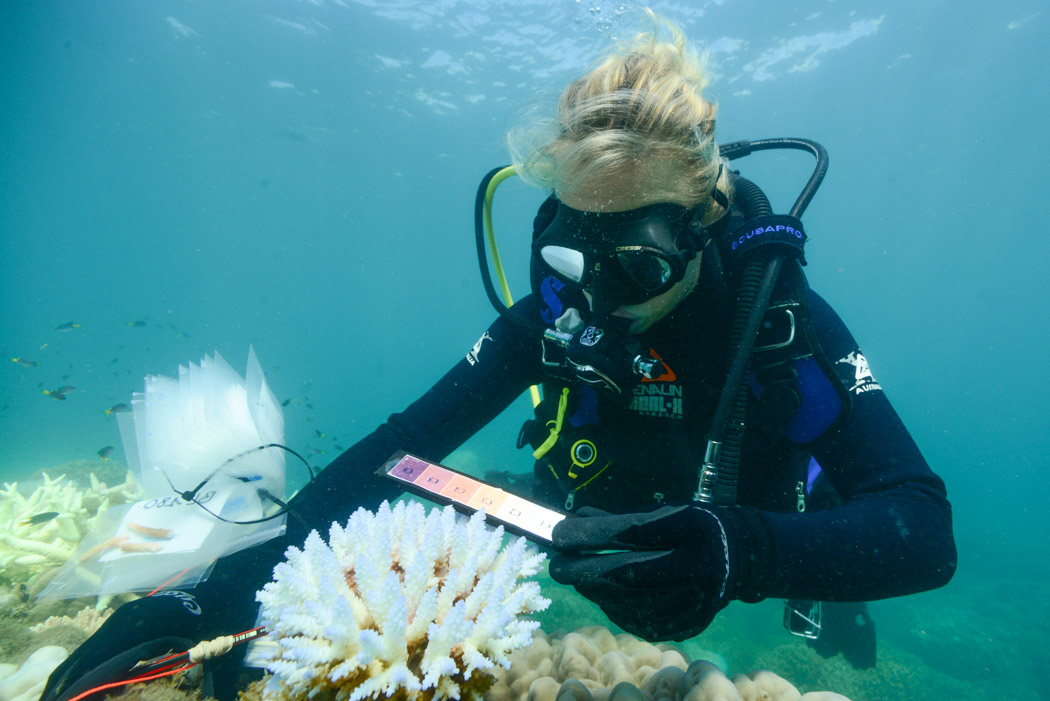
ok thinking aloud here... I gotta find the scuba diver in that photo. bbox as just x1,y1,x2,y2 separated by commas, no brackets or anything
43,10,955,701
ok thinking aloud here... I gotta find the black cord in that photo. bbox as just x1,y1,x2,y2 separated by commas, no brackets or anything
162,443,316,525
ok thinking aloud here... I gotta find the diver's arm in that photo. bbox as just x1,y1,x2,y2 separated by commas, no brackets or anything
42,308,545,701
736,290,957,602
288,301,544,539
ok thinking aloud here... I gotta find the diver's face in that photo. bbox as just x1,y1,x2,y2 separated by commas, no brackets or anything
559,172,702,335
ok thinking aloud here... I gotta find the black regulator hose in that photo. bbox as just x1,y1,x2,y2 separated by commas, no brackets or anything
720,138,828,219
704,174,774,504
702,138,828,505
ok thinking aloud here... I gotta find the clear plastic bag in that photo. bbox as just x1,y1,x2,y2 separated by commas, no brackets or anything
41,347,288,600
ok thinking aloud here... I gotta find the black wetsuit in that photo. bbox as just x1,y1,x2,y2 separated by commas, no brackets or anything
40,251,957,701
42,184,960,701
307,278,956,605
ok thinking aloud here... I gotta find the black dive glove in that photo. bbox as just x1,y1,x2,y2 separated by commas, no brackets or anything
550,504,764,641
40,541,282,701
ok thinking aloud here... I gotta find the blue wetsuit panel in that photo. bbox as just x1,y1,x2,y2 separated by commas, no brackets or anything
784,356,842,443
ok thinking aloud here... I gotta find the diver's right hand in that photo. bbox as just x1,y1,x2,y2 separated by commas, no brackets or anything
40,592,207,701
41,537,281,701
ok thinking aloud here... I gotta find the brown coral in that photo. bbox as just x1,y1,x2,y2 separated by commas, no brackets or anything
486,627,851,701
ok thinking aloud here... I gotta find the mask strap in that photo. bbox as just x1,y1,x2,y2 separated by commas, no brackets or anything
685,163,728,251
711,162,728,209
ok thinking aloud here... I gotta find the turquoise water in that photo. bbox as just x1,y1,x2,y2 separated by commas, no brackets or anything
2,1,1048,698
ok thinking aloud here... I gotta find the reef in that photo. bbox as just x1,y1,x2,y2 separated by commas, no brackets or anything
0,470,140,591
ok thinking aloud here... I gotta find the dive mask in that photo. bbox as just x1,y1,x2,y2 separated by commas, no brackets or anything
534,200,707,315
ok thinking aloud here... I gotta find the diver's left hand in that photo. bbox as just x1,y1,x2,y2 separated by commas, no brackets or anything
550,504,742,641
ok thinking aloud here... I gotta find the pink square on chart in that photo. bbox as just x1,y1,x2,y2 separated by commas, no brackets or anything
440,474,481,502
417,465,453,493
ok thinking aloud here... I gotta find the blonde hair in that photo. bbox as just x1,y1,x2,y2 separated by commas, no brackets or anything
508,9,730,220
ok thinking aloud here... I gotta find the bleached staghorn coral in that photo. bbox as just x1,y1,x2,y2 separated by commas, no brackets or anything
0,472,140,583
256,500,551,701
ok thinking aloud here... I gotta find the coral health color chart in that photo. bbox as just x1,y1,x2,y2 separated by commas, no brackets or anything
378,452,566,545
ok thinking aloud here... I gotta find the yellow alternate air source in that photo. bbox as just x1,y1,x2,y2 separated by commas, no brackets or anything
482,165,542,408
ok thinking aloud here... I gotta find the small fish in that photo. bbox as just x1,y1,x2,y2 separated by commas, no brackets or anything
42,389,67,400
308,448,326,456
55,322,81,332
18,511,60,527
280,398,292,407
97,445,115,460
126,320,147,327
104,403,128,415
315,429,325,438
55,385,75,395
11,357,40,367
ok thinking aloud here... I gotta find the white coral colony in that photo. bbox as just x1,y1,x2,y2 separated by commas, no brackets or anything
256,500,551,701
